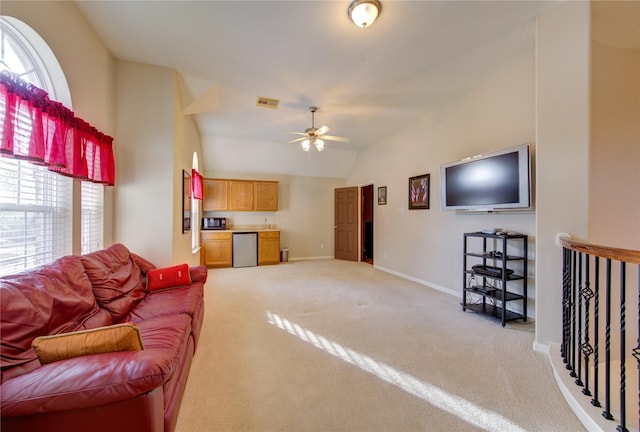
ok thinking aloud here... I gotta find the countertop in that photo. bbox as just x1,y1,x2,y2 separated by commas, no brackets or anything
201,226,279,233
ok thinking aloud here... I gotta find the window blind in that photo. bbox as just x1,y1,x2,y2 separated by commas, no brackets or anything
0,157,72,276
81,181,103,254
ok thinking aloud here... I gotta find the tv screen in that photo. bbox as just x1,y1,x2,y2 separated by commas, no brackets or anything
440,144,531,211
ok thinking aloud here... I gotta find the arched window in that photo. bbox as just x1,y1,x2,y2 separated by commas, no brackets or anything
0,16,103,276
192,152,201,253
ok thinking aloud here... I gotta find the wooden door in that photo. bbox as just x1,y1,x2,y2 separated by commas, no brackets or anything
334,186,358,261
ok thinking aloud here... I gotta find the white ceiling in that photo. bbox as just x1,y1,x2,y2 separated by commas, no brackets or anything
74,0,558,178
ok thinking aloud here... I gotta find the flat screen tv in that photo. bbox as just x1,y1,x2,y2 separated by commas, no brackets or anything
440,143,531,212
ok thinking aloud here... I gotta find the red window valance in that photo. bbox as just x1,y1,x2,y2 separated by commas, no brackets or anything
0,71,115,185
191,169,203,200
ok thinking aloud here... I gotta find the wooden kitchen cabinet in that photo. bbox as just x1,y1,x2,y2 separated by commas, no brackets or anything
203,179,228,211
203,178,279,212
258,231,280,265
201,231,232,268
255,181,279,211
228,180,255,211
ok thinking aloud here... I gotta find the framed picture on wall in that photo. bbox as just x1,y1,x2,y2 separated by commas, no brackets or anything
377,186,387,205
408,173,430,210
182,170,191,233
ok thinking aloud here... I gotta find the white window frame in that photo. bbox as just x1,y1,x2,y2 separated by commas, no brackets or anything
81,181,104,254
0,16,103,276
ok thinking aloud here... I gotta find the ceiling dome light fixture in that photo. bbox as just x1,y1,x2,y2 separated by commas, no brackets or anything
348,0,381,28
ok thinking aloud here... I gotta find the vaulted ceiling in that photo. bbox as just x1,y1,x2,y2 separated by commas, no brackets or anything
75,1,560,178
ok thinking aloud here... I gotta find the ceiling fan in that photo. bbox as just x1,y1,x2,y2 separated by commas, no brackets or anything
287,106,351,152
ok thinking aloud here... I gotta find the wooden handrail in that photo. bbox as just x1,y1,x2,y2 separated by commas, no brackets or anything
559,237,640,265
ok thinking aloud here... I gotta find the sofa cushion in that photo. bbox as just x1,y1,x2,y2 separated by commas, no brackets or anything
146,263,191,292
0,315,191,417
80,243,147,322
0,255,102,378
132,253,156,274
32,323,144,365
121,283,203,323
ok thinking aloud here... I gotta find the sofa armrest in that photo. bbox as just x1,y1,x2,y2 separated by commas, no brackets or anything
189,266,208,284
0,349,171,417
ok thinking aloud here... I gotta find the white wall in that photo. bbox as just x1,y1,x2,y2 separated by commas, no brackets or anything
114,61,175,265
535,1,591,347
202,171,345,260
114,62,205,267
173,75,204,266
346,27,536,312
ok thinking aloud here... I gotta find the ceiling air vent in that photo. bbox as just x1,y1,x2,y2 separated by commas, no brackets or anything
256,96,279,109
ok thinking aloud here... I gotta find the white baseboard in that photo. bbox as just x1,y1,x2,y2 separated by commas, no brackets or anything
548,342,632,432
374,264,537,322
533,341,549,355
289,256,333,262
373,264,459,297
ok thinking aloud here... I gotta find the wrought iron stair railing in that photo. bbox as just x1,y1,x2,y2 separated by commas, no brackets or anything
559,238,640,432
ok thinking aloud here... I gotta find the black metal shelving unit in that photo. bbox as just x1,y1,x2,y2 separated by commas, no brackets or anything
462,232,528,326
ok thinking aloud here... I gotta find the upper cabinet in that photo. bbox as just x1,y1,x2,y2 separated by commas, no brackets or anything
203,179,228,211
228,180,255,211
254,181,278,211
204,179,278,212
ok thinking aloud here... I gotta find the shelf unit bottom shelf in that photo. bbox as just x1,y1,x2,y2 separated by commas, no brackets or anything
463,302,525,323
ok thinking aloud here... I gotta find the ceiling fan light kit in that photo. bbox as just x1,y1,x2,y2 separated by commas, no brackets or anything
348,0,381,28
288,106,350,152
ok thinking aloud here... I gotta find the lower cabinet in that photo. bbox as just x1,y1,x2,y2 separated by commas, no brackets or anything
202,230,280,268
201,231,232,268
258,231,280,265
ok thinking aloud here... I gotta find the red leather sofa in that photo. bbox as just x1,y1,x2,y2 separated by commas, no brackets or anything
0,243,207,432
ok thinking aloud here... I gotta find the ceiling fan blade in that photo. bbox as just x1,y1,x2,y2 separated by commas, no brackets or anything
284,131,308,136
287,137,307,144
315,125,330,136
322,135,351,143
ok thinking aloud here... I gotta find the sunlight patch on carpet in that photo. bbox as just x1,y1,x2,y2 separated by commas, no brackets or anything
266,311,527,432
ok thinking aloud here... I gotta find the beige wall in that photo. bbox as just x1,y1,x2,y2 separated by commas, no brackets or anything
173,75,204,266
589,39,640,250
2,1,116,248
346,31,536,315
535,1,591,347
202,171,345,260
115,61,203,267
114,61,175,264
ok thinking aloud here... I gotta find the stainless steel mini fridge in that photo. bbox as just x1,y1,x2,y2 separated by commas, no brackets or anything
232,232,258,267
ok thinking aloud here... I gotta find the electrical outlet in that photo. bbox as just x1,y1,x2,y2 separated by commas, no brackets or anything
320,243,324,249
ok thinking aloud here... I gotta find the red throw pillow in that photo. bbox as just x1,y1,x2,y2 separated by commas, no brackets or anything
146,263,191,292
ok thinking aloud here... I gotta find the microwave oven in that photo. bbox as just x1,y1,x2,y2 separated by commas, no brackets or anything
202,217,227,230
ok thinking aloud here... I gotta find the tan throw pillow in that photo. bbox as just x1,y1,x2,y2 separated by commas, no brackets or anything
32,323,144,365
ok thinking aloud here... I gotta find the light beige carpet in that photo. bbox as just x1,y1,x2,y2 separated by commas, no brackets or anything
176,259,584,432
